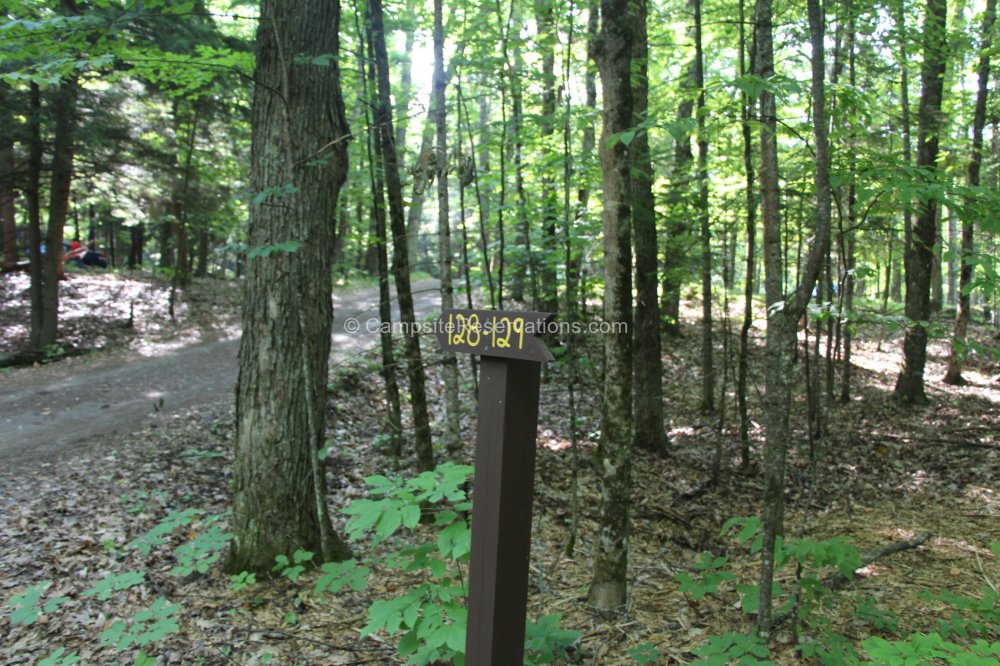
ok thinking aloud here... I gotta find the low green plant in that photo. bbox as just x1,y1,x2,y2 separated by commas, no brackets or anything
38,648,81,665
99,597,182,651
862,632,1000,664
308,462,580,666
628,641,661,665
169,516,233,576
83,571,145,601
691,631,772,665
677,552,737,600
8,581,70,626
229,571,257,591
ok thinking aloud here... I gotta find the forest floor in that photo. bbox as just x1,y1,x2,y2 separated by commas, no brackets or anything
1,272,998,665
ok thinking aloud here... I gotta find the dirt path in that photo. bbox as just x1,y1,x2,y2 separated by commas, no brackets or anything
0,279,440,466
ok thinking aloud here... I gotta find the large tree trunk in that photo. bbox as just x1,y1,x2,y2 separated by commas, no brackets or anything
227,0,352,573
894,0,948,404
589,0,634,611
369,0,435,471
944,0,994,385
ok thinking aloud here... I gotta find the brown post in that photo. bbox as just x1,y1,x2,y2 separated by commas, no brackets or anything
435,309,553,665
466,355,541,665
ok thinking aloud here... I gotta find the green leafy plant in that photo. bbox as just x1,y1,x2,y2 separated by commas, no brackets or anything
628,641,661,665
99,597,182,651
128,508,202,556
169,517,233,576
692,631,772,665
273,549,315,582
677,552,737,600
862,632,1000,665
83,571,146,601
8,581,70,626
229,571,257,591
320,463,580,666
38,648,81,665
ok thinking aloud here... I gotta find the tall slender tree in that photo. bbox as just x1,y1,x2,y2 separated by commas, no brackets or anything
944,0,994,385
894,0,948,404
589,0,635,611
756,0,832,633
631,0,667,455
369,0,435,471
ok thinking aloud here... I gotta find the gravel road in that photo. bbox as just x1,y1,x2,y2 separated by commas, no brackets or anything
0,279,440,467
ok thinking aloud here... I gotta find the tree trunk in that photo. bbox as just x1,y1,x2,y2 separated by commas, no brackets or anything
227,0,352,573
757,0,831,634
737,0,756,470
694,0,714,414
894,0,947,404
0,83,15,270
535,0,559,314
944,0,994,385
631,0,666,455
588,0,634,611
662,57,695,337
433,0,461,456
27,84,44,351
369,0,435,472
36,76,79,350
358,8,404,457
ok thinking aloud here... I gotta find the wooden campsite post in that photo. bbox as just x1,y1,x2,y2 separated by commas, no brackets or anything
436,309,554,666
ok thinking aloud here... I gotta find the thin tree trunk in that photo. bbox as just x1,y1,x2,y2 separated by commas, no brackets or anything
895,0,947,404
589,0,634,611
662,57,695,336
695,0,714,413
631,0,666,455
737,0,756,470
358,9,404,458
369,0,435,471
27,84,44,351
757,0,831,634
38,75,79,349
0,83,15,270
434,0,461,457
944,0,994,385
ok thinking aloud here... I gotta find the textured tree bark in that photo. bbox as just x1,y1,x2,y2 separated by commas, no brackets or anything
27,84,44,351
535,0,559,314
589,0,634,611
895,0,947,404
630,0,666,456
358,17,404,458
35,76,79,350
661,56,695,337
944,0,994,385
369,0,435,471
434,0,461,456
757,0,831,634
694,0,714,414
227,0,352,573
0,82,15,270
736,0,756,470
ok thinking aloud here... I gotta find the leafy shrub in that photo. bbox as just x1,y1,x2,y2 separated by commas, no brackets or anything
311,462,580,666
